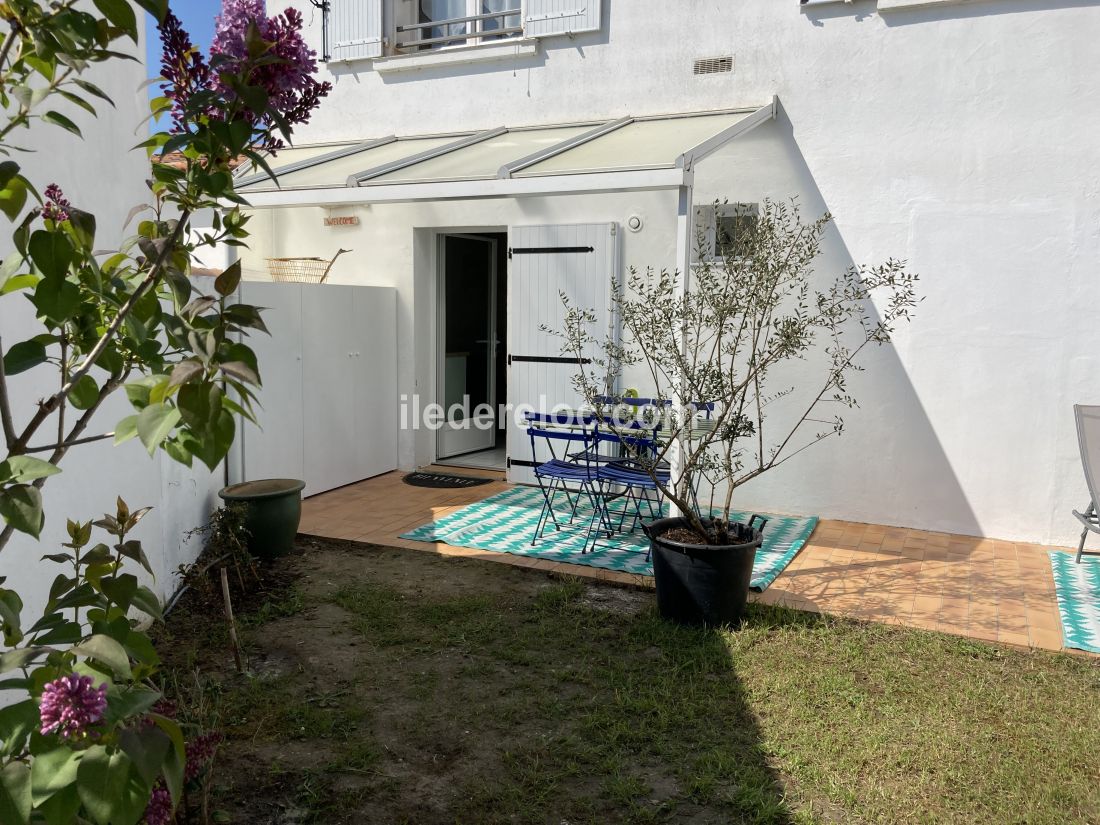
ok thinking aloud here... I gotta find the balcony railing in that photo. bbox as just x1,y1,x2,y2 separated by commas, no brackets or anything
396,9,522,51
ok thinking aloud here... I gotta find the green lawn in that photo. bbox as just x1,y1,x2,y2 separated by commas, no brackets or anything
161,540,1100,824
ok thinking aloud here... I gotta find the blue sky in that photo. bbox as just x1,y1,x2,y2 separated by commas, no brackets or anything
145,1,222,130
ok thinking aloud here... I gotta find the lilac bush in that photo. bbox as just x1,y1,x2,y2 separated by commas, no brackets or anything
0,1,333,823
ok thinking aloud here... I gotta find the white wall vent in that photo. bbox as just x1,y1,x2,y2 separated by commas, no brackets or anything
693,56,733,75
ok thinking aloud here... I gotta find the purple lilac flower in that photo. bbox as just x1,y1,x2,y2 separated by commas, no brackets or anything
142,781,173,825
39,673,108,739
41,183,70,223
185,731,222,783
210,0,332,149
157,10,211,131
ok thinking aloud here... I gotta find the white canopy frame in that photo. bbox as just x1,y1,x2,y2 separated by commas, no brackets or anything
237,98,777,208
233,98,778,511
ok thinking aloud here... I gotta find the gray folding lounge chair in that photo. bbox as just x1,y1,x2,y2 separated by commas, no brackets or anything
1072,404,1100,563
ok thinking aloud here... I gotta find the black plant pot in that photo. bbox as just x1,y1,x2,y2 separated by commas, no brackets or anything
644,516,763,627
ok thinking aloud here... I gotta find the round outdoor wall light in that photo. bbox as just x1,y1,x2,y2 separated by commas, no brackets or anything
627,215,644,232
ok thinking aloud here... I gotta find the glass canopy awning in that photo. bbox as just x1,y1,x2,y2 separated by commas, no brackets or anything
235,101,776,207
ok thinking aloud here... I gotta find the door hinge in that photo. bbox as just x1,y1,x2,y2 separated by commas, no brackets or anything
509,355,592,365
509,246,595,255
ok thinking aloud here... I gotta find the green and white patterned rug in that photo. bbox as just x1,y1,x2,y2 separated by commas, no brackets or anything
400,486,818,591
1049,552,1100,653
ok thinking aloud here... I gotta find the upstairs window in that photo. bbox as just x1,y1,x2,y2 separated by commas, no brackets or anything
326,0,603,64
407,0,521,50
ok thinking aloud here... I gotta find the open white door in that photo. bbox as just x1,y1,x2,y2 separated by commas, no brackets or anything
437,234,499,460
506,223,618,484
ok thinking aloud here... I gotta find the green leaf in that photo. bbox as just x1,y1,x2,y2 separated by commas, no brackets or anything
113,415,138,445
106,688,161,729
100,574,137,612
132,0,168,24
0,485,44,539
0,700,38,759
136,403,180,455
0,588,23,646
41,111,81,138
2,339,47,375
71,635,131,680
117,540,153,577
33,620,83,646
65,208,96,251
0,647,49,674
67,374,100,410
118,726,170,788
168,359,203,389
76,745,134,825
0,168,29,221
93,0,138,39
37,784,81,825
28,230,74,280
0,761,31,825
72,79,115,108
31,277,81,324
130,586,162,620
217,361,260,385
151,714,185,805
30,747,81,806
0,456,61,483
1,273,40,295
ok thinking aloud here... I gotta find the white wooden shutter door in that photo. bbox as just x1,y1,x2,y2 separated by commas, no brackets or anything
523,0,602,38
329,0,383,62
506,223,618,484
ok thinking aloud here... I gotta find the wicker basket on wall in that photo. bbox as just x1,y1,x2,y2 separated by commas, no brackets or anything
265,249,350,284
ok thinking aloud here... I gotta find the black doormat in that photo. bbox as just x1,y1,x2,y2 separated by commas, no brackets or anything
403,471,494,489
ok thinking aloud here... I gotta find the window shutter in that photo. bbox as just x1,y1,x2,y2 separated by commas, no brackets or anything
328,0,383,62
522,0,602,38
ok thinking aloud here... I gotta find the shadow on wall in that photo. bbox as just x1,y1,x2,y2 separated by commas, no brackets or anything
802,0,1100,27
723,102,984,539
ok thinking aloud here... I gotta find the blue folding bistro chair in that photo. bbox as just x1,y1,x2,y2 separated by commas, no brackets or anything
525,413,602,547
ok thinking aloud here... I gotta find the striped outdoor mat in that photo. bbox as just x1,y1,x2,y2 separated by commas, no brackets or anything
400,486,817,591
1049,552,1100,653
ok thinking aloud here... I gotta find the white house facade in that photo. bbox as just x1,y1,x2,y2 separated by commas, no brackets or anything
0,16,222,624
232,0,1100,548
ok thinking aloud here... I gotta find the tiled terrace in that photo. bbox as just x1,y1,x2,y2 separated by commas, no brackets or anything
299,468,1075,654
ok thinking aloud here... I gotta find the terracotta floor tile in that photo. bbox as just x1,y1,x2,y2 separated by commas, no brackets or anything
1029,627,1064,651
297,471,1082,651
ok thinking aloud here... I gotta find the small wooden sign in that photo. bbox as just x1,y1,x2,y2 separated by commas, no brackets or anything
324,215,359,227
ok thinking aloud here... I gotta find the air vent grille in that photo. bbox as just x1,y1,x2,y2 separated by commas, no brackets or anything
693,55,734,75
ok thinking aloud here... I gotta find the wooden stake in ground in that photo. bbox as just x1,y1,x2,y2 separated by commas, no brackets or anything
220,566,244,673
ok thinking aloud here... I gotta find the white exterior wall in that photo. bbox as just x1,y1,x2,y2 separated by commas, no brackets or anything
242,1,1100,546
0,16,222,626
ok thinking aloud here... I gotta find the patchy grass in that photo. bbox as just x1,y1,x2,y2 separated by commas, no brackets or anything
161,540,1100,825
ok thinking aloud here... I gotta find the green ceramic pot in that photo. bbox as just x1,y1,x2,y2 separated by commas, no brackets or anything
218,478,306,561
